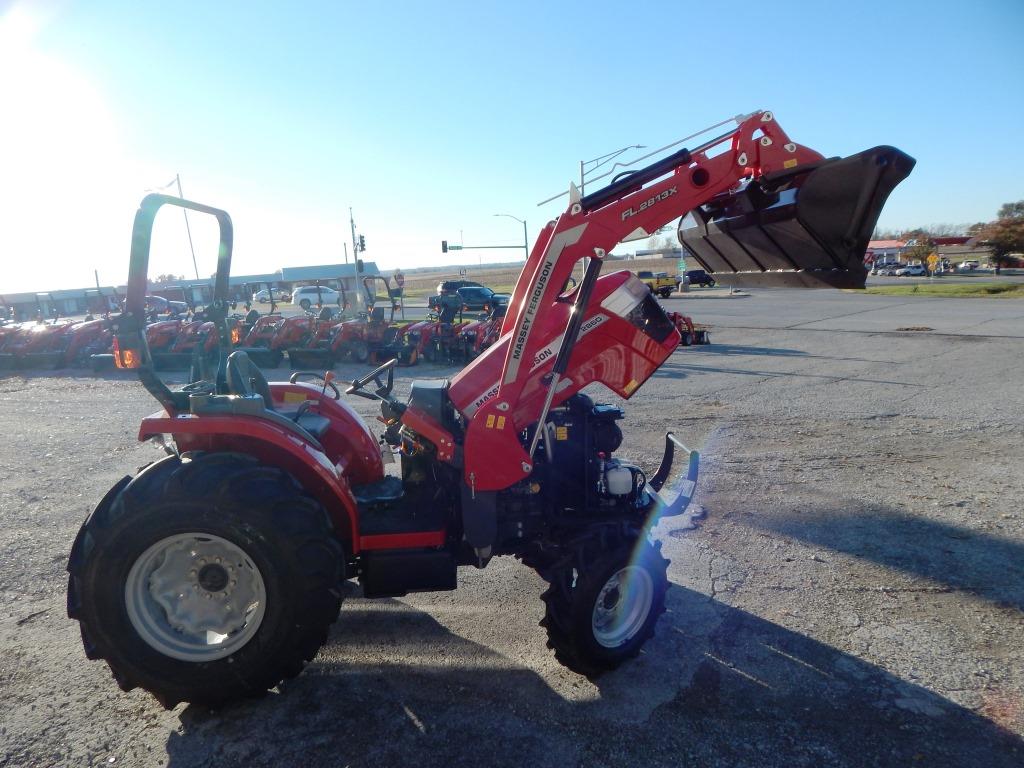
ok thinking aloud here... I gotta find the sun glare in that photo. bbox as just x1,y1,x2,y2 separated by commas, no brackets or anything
0,3,147,292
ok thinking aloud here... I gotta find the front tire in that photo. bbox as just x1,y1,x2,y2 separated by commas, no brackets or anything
540,537,668,677
67,453,344,708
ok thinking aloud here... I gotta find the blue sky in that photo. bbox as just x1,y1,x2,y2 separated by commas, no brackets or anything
1,0,1022,292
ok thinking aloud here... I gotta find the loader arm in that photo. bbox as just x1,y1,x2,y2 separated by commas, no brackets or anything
450,110,913,491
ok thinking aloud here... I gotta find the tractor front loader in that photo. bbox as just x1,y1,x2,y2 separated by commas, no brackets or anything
67,111,912,708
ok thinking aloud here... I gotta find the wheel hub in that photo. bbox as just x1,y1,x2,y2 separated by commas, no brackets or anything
591,566,654,649
197,563,230,593
125,533,267,662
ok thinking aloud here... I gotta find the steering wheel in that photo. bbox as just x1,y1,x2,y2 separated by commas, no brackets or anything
288,371,341,400
345,358,397,401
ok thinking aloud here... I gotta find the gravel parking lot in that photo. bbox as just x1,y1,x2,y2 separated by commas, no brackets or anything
1,288,1022,767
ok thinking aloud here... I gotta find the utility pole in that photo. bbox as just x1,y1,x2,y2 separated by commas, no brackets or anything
349,207,362,314
174,174,201,280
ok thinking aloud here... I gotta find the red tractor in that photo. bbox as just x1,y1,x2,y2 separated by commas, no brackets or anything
252,314,321,367
290,277,415,368
455,297,509,361
284,307,344,368
67,112,913,707
667,311,710,346
0,317,75,369
396,296,470,364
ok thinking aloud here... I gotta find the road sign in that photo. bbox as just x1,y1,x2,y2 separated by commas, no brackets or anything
927,253,939,268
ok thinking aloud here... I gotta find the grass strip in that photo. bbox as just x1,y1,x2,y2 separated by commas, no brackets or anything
858,282,1024,298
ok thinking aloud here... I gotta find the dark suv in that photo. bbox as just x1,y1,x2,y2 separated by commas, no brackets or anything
684,270,716,288
455,286,505,311
436,279,482,295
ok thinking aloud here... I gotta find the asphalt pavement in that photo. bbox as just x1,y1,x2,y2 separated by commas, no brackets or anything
1,286,1022,767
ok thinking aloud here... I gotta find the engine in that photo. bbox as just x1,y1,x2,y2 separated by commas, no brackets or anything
494,394,649,553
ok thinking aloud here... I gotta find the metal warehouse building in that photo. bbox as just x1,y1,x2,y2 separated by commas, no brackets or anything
1,262,379,321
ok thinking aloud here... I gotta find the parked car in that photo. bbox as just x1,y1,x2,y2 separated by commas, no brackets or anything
636,270,678,298
958,260,980,271
436,279,483,295
429,285,504,312
143,295,188,316
253,288,291,303
456,286,507,311
895,264,927,277
683,269,716,288
873,263,903,276
291,285,341,311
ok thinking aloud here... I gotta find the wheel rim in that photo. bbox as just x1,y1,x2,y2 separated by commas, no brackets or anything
591,565,653,648
125,532,267,662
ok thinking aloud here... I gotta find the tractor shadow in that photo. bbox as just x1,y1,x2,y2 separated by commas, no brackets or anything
688,343,809,357
749,503,1024,613
165,584,1022,768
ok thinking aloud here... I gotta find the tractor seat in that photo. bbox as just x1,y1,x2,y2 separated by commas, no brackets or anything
224,350,331,442
370,306,386,323
292,412,331,441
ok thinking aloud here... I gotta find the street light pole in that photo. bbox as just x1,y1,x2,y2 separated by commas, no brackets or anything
494,213,529,261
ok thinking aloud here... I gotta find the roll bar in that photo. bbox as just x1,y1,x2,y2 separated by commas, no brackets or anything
116,194,234,413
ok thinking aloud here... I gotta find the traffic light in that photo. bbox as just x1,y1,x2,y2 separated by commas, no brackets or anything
358,235,366,252
441,240,448,253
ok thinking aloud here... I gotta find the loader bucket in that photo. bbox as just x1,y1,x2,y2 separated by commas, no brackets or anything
287,347,334,370
678,146,915,289
21,351,65,370
90,353,116,372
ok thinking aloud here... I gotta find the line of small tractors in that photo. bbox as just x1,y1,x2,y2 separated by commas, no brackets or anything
0,275,709,374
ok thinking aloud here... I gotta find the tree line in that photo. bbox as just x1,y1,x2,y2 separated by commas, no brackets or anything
874,200,1024,268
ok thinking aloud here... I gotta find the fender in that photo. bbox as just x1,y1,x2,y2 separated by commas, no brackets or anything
138,413,363,551
270,382,384,486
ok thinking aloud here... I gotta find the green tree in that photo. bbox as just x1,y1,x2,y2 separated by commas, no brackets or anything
905,235,934,269
984,201,1024,271
644,234,676,255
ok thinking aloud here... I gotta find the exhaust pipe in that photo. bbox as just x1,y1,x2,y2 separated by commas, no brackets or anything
678,146,915,289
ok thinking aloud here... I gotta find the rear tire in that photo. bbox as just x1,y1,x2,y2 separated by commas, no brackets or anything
540,537,668,677
350,340,370,363
67,453,344,708
659,288,672,299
